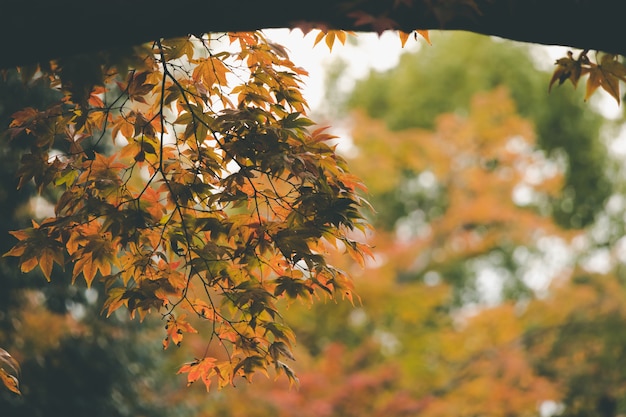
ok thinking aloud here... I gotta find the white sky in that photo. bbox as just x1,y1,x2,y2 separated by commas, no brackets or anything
263,28,422,111
263,28,623,119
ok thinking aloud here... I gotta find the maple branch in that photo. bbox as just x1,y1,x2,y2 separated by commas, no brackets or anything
1,0,622,69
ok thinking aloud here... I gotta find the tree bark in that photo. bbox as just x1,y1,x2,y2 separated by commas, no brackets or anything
0,0,621,69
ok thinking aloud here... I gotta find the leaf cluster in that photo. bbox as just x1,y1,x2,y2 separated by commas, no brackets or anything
550,50,626,103
3,31,371,390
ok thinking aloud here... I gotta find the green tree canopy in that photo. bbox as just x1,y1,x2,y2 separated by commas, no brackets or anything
349,32,611,229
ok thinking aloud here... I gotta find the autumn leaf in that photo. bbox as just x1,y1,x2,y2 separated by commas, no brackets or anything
127,71,157,103
549,51,583,91
38,247,64,281
416,29,431,45
163,314,198,349
0,348,20,395
274,360,299,388
313,30,353,52
584,54,626,103
0,368,19,395
398,31,411,48
192,57,230,89
101,287,125,317
400,29,432,47
160,37,196,61
177,357,218,391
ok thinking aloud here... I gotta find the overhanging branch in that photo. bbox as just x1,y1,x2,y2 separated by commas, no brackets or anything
0,0,621,69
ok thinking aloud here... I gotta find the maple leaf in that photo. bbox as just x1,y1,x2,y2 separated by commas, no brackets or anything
102,287,127,317
177,357,218,391
5,221,65,281
275,360,299,388
549,51,583,91
163,314,198,349
584,54,626,103
313,30,353,52
192,57,230,89
398,30,432,48
399,31,411,48
416,29,431,45
127,71,157,103
160,37,196,61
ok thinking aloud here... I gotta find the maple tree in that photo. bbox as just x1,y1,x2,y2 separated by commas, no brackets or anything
1,32,371,394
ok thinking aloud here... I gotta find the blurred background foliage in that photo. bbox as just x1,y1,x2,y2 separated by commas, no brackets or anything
3,31,626,417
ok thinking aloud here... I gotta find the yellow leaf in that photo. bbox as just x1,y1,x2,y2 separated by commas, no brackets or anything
3,244,25,258
601,72,621,104
325,31,336,51
313,30,326,48
312,30,351,52
335,30,347,45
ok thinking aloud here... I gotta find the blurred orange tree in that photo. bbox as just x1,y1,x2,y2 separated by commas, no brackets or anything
191,85,568,417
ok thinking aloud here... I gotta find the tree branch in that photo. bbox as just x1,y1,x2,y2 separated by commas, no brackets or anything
0,0,621,69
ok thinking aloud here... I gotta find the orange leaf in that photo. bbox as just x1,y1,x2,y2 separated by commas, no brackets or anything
163,314,198,349
313,30,352,52
398,31,410,48
0,348,20,395
73,255,97,287
20,256,38,274
177,357,218,391
0,368,20,395
416,30,431,45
